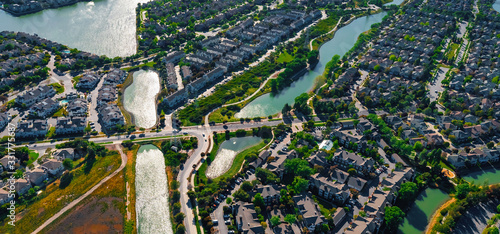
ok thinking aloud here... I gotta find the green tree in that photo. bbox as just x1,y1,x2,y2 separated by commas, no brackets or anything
241,181,253,192
487,142,495,149
347,168,357,175
253,193,265,207
398,182,418,204
292,177,309,193
384,206,405,232
62,158,73,170
284,214,297,224
456,183,470,199
284,158,314,177
270,215,281,227
234,188,250,201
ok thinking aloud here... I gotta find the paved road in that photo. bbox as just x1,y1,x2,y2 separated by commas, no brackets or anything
428,67,449,102
32,144,128,234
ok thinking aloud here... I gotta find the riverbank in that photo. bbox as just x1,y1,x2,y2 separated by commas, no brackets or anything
118,72,136,127
425,197,456,234
0,0,90,17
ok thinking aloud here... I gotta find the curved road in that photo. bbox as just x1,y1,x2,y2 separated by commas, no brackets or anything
32,145,128,234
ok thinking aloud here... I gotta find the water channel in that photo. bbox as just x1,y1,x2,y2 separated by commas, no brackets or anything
0,0,148,57
235,12,387,118
123,69,160,129
206,136,263,179
135,144,173,234
398,188,450,234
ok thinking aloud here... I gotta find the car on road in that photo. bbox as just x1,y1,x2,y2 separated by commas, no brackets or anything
192,164,197,168
224,214,230,220
225,220,231,225
139,134,145,137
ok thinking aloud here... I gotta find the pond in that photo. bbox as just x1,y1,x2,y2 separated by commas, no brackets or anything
384,0,405,6
123,70,160,129
0,0,149,57
462,166,500,185
494,0,500,13
398,188,450,234
235,12,387,118
206,136,263,179
135,144,173,234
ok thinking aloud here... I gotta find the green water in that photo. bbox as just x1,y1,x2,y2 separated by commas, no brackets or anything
0,0,149,57
219,136,262,152
463,167,500,185
398,188,450,234
235,12,387,118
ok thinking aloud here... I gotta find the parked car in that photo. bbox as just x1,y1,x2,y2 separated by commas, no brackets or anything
213,220,218,225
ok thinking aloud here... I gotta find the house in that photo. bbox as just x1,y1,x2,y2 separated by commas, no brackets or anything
450,130,469,142
332,208,347,229
76,73,100,89
425,133,445,146
253,184,282,205
0,112,9,130
401,130,418,140
293,193,326,232
16,85,56,107
28,98,59,118
55,117,87,135
249,150,270,169
41,159,64,175
332,150,375,173
309,173,350,204
97,85,117,106
181,66,192,80
266,150,298,178
307,151,329,168
98,104,125,130
15,119,48,139
103,69,127,85
347,176,367,191
0,156,18,171
0,189,13,205
25,168,48,186
67,98,88,117
14,178,31,196
162,51,185,64
164,89,188,108
233,201,265,234
53,148,76,161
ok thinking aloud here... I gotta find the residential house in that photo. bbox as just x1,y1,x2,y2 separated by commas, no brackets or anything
41,159,64,175
52,148,76,161
28,98,59,118
332,150,375,173
233,201,265,234
76,73,100,90
98,104,125,130
266,150,298,178
309,173,350,204
14,178,31,196
0,156,18,171
67,98,88,117
254,184,282,205
293,193,326,232
0,112,9,130
15,119,48,139
55,117,87,135
0,189,13,205
347,176,367,191
25,168,48,186
16,85,56,107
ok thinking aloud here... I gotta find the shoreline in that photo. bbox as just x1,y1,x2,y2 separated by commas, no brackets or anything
0,0,91,17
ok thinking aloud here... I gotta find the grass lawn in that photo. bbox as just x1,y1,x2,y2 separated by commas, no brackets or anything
49,83,64,94
52,107,68,118
0,152,122,233
27,150,39,165
276,51,294,63
72,75,82,88
446,43,459,61
123,61,156,72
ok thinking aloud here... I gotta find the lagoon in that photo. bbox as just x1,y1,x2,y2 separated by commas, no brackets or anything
123,69,160,129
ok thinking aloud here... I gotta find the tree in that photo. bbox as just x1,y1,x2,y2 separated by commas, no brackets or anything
233,188,250,201
413,141,423,151
253,193,265,207
241,181,253,192
270,215,281,227
292,177,309,193
174,212,185,223
284,214,297,225
62,158,73,171
456,183,470,199
397,182,418,204
487,141,495,149
347,168,357,175
256,168,278,184
384,206,405,232
284,158,314,177
84,123,92,134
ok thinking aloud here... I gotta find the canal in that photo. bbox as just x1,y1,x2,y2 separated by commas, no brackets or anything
206,136,263,179
0,0,148,57
123,69,160,129
398,188,450,234
235,12,387,118
135,144,173,234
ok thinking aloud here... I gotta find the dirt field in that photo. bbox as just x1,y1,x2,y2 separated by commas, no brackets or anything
44,197,124,234
42,168,127,234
